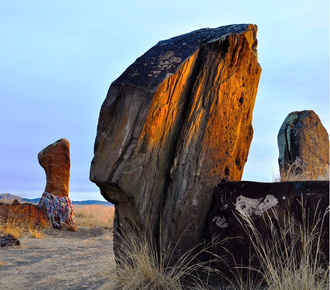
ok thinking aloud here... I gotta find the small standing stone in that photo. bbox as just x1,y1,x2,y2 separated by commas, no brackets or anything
38,138,70,197
278,110,329,180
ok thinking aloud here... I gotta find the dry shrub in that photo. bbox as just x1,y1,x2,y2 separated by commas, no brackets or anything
0,203,48,238
0,261,7,267
112,228,207,290
73,204,115,229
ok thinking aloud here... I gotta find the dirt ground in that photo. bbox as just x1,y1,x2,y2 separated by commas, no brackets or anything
0,227,116,290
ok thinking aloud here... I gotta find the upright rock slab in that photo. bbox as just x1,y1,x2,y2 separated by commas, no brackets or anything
278,110,329,180
38,138,70,197
90,24,261,262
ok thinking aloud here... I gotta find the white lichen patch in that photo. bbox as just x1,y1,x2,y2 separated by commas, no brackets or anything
212,216,228,228
235,195,262,216
254,195,279,216
235,194,279,217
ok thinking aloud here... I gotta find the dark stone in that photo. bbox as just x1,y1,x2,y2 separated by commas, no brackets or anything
209,181,329,273
0,234,20,247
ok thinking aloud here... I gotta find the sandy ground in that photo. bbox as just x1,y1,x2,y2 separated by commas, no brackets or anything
0,227,116,290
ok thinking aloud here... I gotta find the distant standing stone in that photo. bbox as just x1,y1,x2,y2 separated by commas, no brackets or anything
38,138,70,197
278,110,329,180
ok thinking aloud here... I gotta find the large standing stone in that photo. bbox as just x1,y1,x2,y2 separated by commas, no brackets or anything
278,110,329,180
90,24,261,262
38,138,70,197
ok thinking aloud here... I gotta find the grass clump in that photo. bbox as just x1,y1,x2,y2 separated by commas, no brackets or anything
0,200,48,239
107,197,329,290
230,200,329,290
110,224,223,290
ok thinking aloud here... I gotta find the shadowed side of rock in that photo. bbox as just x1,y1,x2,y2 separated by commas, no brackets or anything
90,24,262,263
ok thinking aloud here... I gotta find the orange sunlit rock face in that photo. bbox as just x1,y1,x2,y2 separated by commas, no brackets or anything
90,24,262,263
38,138,70,198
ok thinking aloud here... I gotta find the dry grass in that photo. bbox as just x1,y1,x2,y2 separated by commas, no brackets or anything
106,198,329,290
228,201,329,290
0,206,48,239
276,158,329,182
73,204,115,229
0,261,7,267
110,226,215,290
0,201,115,240
277,128,329,182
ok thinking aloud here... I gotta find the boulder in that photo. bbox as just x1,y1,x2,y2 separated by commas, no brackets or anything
209,181,329,273
278,110,329,180
90,24,261,263
38,138,70,197
0,234,20,247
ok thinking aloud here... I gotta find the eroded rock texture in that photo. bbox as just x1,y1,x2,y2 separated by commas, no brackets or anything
278,110,329,180
38,138,70,197
209,181,329,273
90,24,261,261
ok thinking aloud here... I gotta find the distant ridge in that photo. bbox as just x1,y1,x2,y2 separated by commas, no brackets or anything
0,193,112,206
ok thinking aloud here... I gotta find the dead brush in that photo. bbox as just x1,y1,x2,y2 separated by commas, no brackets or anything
0,202,48,239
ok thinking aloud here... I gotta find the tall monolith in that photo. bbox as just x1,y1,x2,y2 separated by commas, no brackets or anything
90,24,262,263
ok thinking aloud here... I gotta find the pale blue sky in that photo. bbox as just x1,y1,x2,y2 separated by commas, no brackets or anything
0,0,328,200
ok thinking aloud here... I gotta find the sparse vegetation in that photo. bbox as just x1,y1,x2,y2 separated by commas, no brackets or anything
228,201,329,290
276,157,329,182
106,198,329,290
110,225,217,290
73,204,115,229
0,202,48,239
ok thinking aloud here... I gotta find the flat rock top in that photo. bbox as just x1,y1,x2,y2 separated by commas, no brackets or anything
113,24,253,92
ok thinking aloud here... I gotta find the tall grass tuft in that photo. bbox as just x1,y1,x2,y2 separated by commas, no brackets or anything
110,223,228,290
230,199,329,290
105,196,329,290
0,205,47,239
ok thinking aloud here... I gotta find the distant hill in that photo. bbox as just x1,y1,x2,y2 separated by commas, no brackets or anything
0,193,112,206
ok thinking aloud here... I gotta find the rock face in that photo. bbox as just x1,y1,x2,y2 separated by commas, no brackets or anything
90,24,261,262
209,181,329,272
38,138,70,197
278,110,329,180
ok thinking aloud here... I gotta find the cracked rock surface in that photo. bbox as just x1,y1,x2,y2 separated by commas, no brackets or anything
90,24,261,262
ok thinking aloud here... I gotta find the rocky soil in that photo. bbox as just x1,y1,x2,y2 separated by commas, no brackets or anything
0,227,115,290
